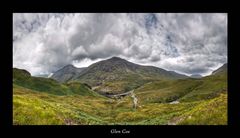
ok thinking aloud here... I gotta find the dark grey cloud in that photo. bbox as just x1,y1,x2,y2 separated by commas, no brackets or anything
13,13,227,76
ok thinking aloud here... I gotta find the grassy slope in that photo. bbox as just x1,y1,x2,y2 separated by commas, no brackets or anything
13,84,109,125
13,68,71,95
176,94,227,125
180,73,227,102
135,79,202,104
13,68,101,97
134,72,227,104
65,81,104,97
13,83,227,125
78,70,159,94
13,68,227,125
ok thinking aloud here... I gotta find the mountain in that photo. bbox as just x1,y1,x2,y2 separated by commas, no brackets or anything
190,74,202,78
75,56,187,80
212,63,227,75
51,64,86,83
65,57,188,94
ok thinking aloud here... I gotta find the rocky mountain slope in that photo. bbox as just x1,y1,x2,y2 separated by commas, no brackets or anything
212,63,227,75
51,65,85,83
51,57,188,94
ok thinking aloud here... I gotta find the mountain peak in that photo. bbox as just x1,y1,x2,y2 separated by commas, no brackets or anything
95,56,133,69
63,64,75,68
108,56,124,61
51,64,86,83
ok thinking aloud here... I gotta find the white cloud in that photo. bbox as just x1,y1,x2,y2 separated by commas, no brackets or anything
13,13,227,76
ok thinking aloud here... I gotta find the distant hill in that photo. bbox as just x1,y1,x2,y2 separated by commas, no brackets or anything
51,57,188,94
13,68,99,96
212,63,227,75
13,68,31,79
51,65,86,83
190,74,202,78
134,70,227,104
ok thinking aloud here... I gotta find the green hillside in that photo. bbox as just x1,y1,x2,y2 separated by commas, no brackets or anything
175,94,227,125
13,68,100,96
65,81,104,97
13,66,227,125
13,83,227,125
179,72,227,102
13,84,107,125
134,71,227,104
13,68,71,95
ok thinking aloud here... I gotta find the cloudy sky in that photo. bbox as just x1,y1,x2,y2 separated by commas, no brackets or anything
13,13,227,76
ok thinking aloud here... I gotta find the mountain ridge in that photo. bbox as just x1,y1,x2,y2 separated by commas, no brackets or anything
52,57,188,82
51,64,86,83
212,63,227,75
51,57,188,94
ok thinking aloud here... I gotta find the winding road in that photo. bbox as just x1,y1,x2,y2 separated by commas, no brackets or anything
130,90,138,109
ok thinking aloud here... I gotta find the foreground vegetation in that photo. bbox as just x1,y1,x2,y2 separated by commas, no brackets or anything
13,85,227,125
13,68,227,125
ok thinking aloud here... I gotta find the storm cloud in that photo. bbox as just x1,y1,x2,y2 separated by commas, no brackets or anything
13,13,227,76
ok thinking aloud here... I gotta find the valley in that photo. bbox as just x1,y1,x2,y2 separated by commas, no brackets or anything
13,57,227,125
